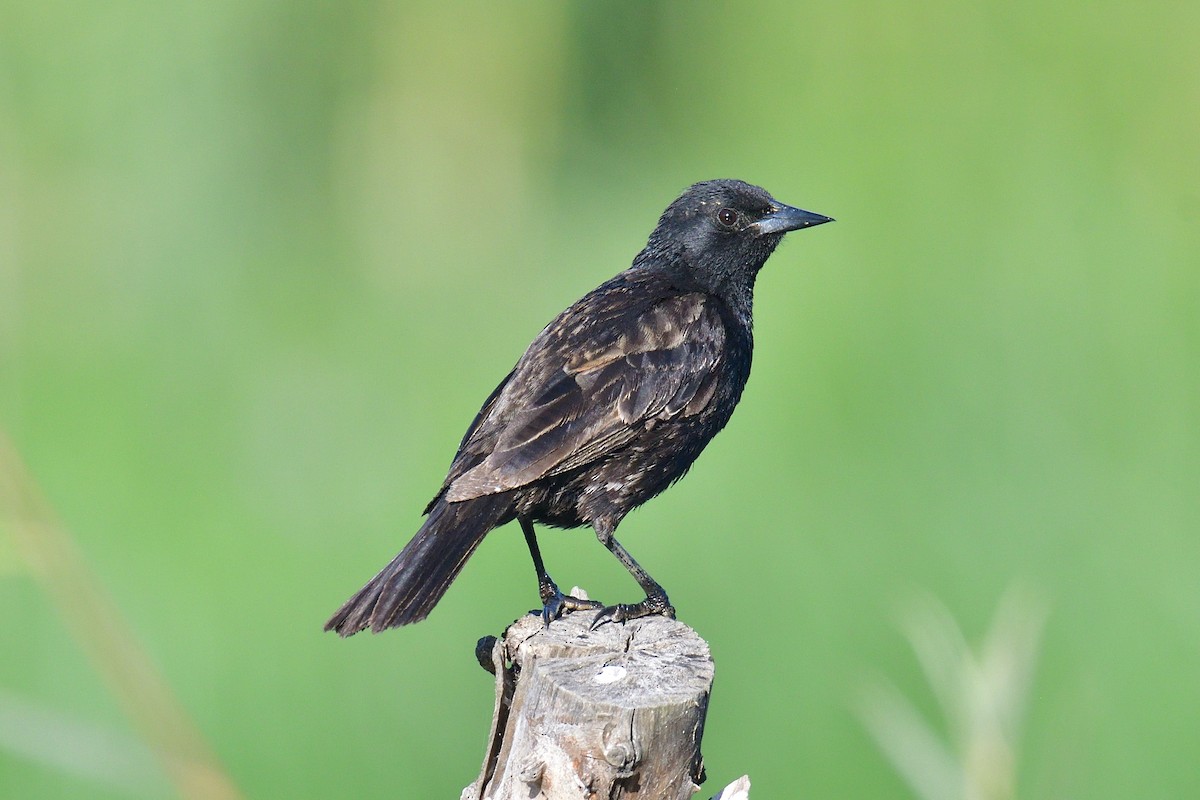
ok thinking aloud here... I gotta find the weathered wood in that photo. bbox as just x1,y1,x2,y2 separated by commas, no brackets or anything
462,608,715,800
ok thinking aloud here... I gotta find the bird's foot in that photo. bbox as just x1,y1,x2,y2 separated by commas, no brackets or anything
590,590,675,630
538,581,603,625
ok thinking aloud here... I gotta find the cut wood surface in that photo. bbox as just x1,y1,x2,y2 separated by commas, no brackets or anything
462,609,716,800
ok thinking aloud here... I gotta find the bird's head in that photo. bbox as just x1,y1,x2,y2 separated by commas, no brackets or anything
644,179,832,297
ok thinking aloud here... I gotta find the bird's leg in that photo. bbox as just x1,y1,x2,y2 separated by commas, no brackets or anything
590,520,675,629
520,516,601,625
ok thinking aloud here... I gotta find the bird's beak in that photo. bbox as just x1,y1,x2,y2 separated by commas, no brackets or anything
750,203,834,236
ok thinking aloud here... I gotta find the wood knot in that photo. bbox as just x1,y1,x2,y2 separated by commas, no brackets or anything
601,726,640,776
515,755,543,789
475,635,499,674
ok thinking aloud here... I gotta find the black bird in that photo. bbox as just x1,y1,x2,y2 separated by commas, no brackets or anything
325,179,832,635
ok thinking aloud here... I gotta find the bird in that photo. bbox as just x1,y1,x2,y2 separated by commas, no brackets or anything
325,179,832,636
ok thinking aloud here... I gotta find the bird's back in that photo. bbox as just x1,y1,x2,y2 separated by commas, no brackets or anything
430,265,752,527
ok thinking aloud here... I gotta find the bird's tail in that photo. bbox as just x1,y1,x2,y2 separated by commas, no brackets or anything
324,494,512,636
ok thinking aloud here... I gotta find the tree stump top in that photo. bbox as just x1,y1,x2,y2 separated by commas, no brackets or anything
504,611,714,708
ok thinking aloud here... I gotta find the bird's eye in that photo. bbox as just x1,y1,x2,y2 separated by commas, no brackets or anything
716,207,739,227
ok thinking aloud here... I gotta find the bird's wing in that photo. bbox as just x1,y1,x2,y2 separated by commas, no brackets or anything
422,367,515,515
443,292,725,502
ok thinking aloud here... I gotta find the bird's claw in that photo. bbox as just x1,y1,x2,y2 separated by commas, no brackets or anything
539,586,603,625
590,592,675,630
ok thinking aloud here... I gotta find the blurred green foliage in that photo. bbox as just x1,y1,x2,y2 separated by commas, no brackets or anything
1,1,1197,798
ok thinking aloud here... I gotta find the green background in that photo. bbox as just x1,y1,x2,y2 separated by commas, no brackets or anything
2,2,1197,798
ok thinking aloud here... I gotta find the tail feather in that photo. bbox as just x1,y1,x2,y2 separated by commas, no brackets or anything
324,495,511,636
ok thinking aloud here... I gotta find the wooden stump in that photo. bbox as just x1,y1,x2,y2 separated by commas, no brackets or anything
461,610,715,800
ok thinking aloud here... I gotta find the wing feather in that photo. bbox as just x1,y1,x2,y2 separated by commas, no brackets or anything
444,292,725,502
